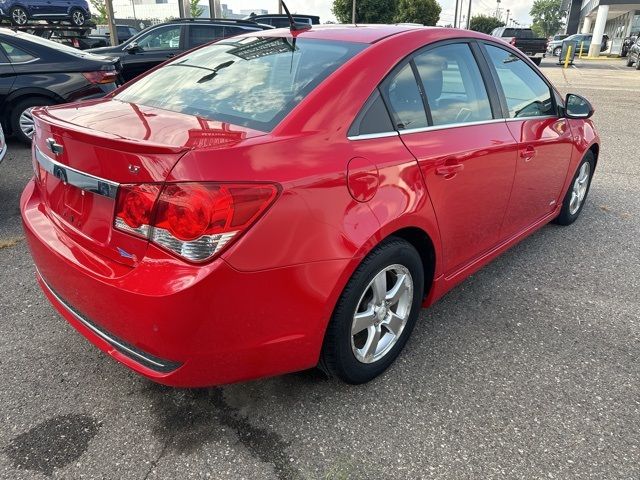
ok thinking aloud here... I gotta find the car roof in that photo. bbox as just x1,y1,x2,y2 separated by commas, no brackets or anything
249,24,431,44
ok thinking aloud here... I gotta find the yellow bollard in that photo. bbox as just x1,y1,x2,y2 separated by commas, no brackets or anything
579,41,584,58
564,45,573,68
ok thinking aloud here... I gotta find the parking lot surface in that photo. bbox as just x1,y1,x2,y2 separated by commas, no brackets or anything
0,57,638,479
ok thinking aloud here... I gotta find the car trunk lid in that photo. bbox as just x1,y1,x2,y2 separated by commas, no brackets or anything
31,99,266,267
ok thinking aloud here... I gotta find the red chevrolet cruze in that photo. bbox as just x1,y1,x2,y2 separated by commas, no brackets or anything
21,25,599,387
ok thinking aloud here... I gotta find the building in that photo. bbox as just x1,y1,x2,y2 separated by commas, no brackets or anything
563,0,640,55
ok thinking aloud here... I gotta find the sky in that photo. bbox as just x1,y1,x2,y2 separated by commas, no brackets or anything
222,0,534,27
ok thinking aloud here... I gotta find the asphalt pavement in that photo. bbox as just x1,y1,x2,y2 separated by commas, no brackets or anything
0,57,638,479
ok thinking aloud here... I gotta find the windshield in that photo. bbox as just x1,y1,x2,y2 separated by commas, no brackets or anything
114,36,365,131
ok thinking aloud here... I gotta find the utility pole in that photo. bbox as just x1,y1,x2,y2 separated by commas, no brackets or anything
505,9,510,26
453,0,460,27
105,0,117,46
278,0,282,14
210,0,221,17
352,0,356,23
466,0,472,29
495,0,501,19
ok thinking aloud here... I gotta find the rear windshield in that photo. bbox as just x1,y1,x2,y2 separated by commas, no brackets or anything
505,29,534,38
115,36,365,132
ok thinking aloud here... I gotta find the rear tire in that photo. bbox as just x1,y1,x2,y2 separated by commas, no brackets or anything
70,8,86,26
10,6,28,25
627,56,634,67
553,151,595,226
319,237,424,384
531,57,542,66
553,47,562,57
635,58,640,70
10,97,54,144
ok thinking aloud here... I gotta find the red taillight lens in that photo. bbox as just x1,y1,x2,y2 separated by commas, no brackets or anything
113,182,279,262
114,184,161,238
82,70,118,84
510,37,517,46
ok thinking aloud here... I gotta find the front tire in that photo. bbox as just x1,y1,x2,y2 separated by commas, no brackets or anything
11,98,54,144
627,56,634,67
553,47,562,57
320,237,424,384
10,6,28,25
554,151,595,226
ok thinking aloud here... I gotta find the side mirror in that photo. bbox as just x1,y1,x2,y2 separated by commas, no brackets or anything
565,93,594,119
124,42,140,53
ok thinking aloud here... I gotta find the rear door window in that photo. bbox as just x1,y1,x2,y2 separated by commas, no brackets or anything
414,43,493,126
188,25,224,48
382,62,428,130
0,41,36,63
137,25,181,51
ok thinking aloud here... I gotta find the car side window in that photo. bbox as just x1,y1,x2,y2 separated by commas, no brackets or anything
484,44,555,118
383,62,428,130
136,25,181,51
0,41,36,63
189,25,224,48
414,43,493,126
348,89,394,137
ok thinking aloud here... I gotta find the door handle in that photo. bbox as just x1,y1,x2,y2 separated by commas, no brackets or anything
435,162,464,177
520,145,536,160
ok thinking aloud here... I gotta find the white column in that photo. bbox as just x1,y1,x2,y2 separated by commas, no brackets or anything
588,5,609,57
624,13,634,38
581,16,592,34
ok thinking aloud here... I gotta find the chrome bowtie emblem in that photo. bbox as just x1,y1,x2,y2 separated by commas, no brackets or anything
46,138,63,156
128,164,141,174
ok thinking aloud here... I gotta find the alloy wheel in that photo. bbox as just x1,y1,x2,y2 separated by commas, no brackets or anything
12,8,27,25
351,264,413,364
19,108,35,139
72,10,85,25
569,162,590,215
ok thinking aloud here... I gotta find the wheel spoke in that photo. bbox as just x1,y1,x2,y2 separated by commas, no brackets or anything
362,326,381,360
385,273,408,306
371,271,387,304
384,312,404,336
352,306,376,335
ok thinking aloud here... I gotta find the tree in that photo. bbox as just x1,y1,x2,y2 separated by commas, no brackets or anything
394,0,441,26
530,0,565,38
469,14,504,34
89,0,107,24
190,0,204,18
332,0,396,24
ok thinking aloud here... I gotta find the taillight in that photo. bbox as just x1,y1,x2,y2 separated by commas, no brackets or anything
114,182,279,262
510,37,517,46
82,70,118,84
72,38,80,48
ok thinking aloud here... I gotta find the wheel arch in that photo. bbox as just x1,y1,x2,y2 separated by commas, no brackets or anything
386,226,436,300
2,89,62,133
588,142,600,170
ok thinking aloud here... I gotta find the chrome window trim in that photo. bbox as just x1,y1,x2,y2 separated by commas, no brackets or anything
35,146,119,199
347,131,399,141
0,57,40,65
37,269,181,373
399,118,507,135
505,115,558,122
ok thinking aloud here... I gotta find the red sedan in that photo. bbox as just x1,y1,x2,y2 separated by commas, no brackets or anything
21,25,599,387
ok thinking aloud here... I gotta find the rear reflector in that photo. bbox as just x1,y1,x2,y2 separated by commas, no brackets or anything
82,70,119,84
114,182,279,262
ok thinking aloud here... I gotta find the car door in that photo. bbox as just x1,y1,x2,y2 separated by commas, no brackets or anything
481,43,573,238
121,24,183,81
186,24,224,49
384,41,518,275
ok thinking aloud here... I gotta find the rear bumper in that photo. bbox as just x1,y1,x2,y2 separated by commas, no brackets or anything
21,179,347,387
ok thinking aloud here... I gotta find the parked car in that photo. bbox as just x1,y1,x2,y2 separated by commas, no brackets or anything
0,0,91,26
490,27,547,65
547,33,608,57
87,18,271,82
621,34,638,57
245,13,320,28
0,28,120,143
22,26,599,387
550,34,568,42
625,36,640,69
91,24,139,45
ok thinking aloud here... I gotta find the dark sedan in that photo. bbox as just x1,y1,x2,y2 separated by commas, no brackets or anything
88,19,270,82
625,36,640,69
0,28,121,143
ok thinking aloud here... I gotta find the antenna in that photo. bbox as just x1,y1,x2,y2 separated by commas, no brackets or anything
280,0,311,31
